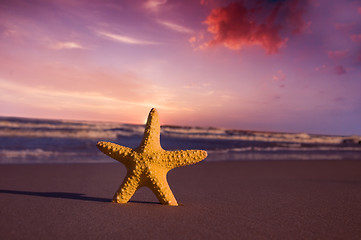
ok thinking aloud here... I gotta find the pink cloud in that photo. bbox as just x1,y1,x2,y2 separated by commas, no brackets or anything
358,7,361,14
144,0,167,11
327,50,348,60
200,0,209,6
49,41,85,50
315,64,327,72
286,0,311,34
334,65,346,75
334,23,355,32
202,0,310,54
351,34,361,42
272,70,286,88
273,70,286,81
0,51,157,104
157,20,193,33
203,2,285,54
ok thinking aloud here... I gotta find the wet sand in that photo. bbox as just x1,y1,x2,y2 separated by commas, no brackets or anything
1,160,361,239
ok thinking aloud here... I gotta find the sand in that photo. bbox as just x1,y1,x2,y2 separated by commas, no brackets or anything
1,160,361,239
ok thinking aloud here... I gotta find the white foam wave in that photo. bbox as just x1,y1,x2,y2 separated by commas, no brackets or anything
0,149,112,164
1,117,361,144
207,146,361,154
0,149,64,158
0,129,121,139
206,152,361,161
162,129,361,145
0,118,145,139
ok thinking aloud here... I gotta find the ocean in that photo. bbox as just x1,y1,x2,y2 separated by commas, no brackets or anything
0,116,360,164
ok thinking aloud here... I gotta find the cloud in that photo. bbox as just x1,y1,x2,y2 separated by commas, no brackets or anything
272,70,286,88
273,70,286,82
285,0,311,34
0,60,177,116
0,77,177,123
358,7,361,14
157,20,193,34
2,28,19,38
96,31,160,45
203,2,285,54
315,64,327,72
351,34,361,43
334,65,346,75
188,32,209,50
144,0,167,11
189,36,197,43
327,50,348,60
334,23,355,32
50,42,84,49
200,0,209,6
201,0,310,54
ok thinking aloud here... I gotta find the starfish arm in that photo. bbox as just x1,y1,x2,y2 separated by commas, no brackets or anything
146,170,178,206
97,141,133,164
163,150,207,169
137,108,162,152
113,173,141,203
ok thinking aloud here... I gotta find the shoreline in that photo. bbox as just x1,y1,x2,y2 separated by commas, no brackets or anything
1,160,361,239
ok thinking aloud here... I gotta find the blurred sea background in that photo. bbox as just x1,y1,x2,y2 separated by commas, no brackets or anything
1,116,360,164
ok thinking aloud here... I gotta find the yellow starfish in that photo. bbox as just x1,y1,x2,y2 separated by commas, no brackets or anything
97,108,207,206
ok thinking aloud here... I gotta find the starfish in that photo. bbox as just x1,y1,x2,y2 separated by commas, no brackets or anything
97,108,207,206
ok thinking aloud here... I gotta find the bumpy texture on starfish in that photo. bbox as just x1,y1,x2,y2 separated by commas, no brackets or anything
97,108,207,206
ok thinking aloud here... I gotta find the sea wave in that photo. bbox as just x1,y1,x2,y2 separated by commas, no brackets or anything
206,146,361,153
1,117,360,145
2,147,361,164
0,149,111,164
0,116,360,164
0,117,144,139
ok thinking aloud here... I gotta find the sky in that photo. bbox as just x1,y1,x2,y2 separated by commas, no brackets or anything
0,0,360,135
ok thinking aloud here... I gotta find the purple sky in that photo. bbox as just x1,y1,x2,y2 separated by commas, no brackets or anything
0,0,360,135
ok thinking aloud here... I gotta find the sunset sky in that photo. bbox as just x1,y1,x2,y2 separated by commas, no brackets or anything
1,0,360,135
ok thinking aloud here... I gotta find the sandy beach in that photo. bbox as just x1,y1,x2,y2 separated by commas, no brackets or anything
1,160,361,239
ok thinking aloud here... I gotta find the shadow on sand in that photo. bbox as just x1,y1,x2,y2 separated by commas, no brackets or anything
0,189,160,205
